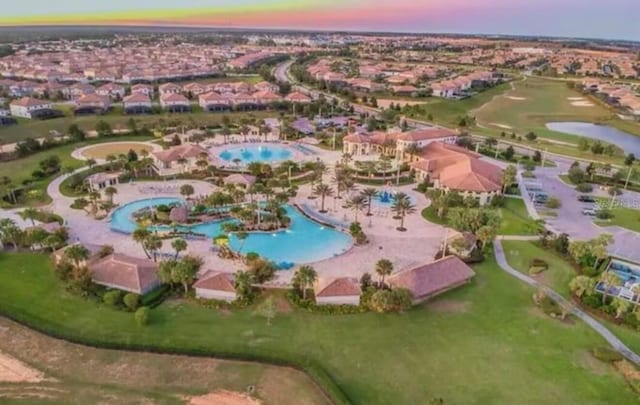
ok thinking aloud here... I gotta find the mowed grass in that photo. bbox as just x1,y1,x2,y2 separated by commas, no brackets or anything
79,141,156,160
0,252,637,404
0,110,279,145
594,197,640,233
0,318,330,405
0,135,153,207
421,197,538,236
475,76,640,143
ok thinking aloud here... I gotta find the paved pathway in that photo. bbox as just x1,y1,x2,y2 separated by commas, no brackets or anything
494,239,640,366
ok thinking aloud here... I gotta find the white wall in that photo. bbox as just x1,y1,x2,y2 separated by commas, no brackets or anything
196,288,237,302
316,295,360,306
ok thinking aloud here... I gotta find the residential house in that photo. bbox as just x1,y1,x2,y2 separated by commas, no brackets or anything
123,93,152,114
158,82,182,96
160,93,191,112
74,93,110,115
199,92,232,111
285,91,312,104
9,97,55,119
130,83,154,97
96,83,125,100
151,143,209,175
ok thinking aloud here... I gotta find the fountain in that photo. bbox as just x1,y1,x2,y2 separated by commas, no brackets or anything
379,190,392,203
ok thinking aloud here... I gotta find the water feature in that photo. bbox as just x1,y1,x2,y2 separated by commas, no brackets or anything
546,122,640,156
218,145,293,164
372,190,414,208
110,198,352,265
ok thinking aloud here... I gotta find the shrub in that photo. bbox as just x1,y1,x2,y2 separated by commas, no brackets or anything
540,296,561,316
545,197,561,209
367,288,413,313
135,306,150,326
576,183,593,193
123,293,140,311
592,347,623,363
582,294,602,309
103,290,123,308
596,209,613,220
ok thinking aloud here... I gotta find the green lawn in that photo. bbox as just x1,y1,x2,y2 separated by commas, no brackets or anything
0,252,637,404
594,197,640,233
421,197,538,236
0,110,279,145
0,134,153,207
475,76,640,142
501,240,640,356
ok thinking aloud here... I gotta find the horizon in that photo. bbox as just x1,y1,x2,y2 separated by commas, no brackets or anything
1,0,638,42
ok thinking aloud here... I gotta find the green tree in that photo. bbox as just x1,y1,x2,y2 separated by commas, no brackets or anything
64,244,90,268
360,187,379,217
312,183,334,213
255,296,277,325
294,265,318,300
135,307,150,326
501,165,517,193
123,293,140,311
375,259,394,286
19,207,39,227
599,272,622,305
171,238,187,259
569,275,596,298
132,227,152,259
180,184,195,199
345,194,367,223
233,270,255,303
391,193,416,231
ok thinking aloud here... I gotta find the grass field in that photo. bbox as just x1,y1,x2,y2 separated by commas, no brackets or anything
79,141,156,160
0,110,279,145
0,318,330,405
501,240,640,356
475,76,640,144
594,197,640,233
421,197,538,236
0,135,153,207
1,251,637,404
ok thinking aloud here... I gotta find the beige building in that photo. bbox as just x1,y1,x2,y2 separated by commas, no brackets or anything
194,271,237,302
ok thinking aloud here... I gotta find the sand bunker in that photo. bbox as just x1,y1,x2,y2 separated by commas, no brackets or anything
189,391,261,405
0,351,46,383
490,123,513,129
571,101,594,107
567,97,585,101
506,96,526,101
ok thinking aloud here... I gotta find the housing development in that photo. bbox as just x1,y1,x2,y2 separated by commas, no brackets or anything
0,17,639,405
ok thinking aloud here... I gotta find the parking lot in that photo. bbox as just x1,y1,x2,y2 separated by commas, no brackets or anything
522,166,640,263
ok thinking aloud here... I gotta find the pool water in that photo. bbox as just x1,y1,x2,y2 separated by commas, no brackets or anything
110,198,351,264
218,145,293,164
371,191,415,208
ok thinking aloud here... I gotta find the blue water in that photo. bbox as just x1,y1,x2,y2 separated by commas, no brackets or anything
218,145,293,164
109,198,352,264
546,122,640,156
371,191,415,208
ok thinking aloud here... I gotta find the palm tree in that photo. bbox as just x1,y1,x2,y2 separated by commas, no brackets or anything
294,265,318,300
345,194,367,223
132,227,152,259
104,186,117,204
0,218,21,250
180,184,195,199
64,244,90,268
313,183,334,213
233,270,255,302
360,188,379,216
19,207,39,227
392,194,416,232
144,234,163,262
375,259,393,287
235,231,249,254
171,238,187,259
502,165,517,194
599,272,622,305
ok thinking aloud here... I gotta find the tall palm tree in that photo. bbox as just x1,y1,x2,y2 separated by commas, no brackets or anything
171,238,187,259
375,259,393,287
0,218,21,250
313,183,334,213
144,234,163,262
64,244,90,268
360,188,379,216
599,272,622,305
345,194,367,223
19,207,39,227
132,227,152,259
233,270,255,302
104,186,117,204
392,194,416,232
294,265,318,300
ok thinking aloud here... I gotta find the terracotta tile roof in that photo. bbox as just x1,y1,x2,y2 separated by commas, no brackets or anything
314,277,361,298
389,256,475,300
152,144,208,162
193,270,235,292
123,93,151,104
343,133,371,144
397,128,457,142
10,97,49,107
160,93,189,103
89,253,159,294
223,173,257,185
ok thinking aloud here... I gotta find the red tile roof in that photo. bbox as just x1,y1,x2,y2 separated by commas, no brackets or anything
89,253,159,294
193,270,235,292
314,277,361,298
389,256,475,301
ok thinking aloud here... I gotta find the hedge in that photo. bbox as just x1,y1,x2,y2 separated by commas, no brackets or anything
592,347,624,363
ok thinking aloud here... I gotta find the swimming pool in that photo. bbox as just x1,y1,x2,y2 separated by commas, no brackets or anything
110,198,352,264
218,145,293,164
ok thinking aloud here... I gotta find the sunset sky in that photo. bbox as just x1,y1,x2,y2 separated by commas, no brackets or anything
1,0,638,40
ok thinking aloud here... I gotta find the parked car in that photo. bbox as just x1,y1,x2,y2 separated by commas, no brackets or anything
582,208,598,216
577,195,596,203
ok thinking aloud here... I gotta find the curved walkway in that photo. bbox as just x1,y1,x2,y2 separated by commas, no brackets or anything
494,239,640,366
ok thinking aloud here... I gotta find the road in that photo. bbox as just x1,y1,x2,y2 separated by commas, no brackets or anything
494,239,640,366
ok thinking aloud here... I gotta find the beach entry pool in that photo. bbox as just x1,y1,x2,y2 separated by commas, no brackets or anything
110,198,351,265
218,145,293,164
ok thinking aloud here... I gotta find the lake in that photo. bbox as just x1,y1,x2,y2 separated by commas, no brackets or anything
546,122,640,156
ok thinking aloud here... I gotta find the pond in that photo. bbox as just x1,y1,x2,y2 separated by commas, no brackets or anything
546,122,640,156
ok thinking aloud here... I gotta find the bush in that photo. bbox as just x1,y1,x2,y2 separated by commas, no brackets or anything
286,290,364,314
545,197,561,209
539,296,562,316
592,347,623,363
596,209,613,220
103,290,123,308
582,294,602,309
367,288,413,313
576,183,593,193
123,293,140,311
135,306,150,326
